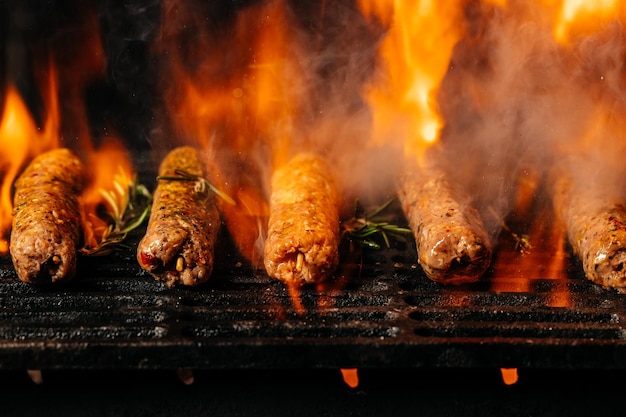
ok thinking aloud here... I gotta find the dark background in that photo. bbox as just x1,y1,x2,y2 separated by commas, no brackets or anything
0,368,621,417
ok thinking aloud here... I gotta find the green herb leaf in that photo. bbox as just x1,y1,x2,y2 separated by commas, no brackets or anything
80,172,153,256
487,206,532,254
341,198,411,250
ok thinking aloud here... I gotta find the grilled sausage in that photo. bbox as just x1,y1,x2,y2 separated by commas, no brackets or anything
397,166,492,284
263,153,340,287
137,146,221,287
551,171,626,293
10,148,86,284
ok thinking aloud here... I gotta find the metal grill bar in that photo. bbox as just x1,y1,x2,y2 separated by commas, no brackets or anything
2,227,626,371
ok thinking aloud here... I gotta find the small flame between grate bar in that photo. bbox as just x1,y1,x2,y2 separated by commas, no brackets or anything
1,225,626,371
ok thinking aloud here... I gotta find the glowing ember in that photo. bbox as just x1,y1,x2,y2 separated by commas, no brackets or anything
26,369,44,385
340,368,359,388
177,369,195,385
500,368,519,385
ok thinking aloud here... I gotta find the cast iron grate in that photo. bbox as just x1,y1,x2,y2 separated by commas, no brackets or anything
2,226,626,371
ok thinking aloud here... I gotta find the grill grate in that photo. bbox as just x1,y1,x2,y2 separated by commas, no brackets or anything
2,224,626,371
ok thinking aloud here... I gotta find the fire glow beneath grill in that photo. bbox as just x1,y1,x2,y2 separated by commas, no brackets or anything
340,368,359,388
2,0,626,373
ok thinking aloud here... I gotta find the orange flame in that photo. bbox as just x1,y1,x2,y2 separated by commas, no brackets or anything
1,4,136,258
500,368,519,385
159,0,246,152
81,138,134,250
159,0,298,161
246,0,303,167
553,0,621,43
358,0,467,163
0,73,61,253
340,368,360,388
158,0,311,267
161,1,249,259
0,86,135,257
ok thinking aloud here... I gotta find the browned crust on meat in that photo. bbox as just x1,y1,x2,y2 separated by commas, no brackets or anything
10,148,86,284
136,146,221,287
551,172,626,293
263,153,340,287
397,167,492,284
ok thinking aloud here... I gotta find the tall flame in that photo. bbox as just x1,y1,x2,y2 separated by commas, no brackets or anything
157,0,313,267
0,72,61,253
553,0,621,43
358,0,467,162
247,0,296,167
159,3,246,152
0,3,136,257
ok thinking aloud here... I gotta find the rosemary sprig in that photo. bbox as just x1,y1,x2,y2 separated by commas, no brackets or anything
80,171,153,256
487,206,532,254
341,198,412,250
157,169,236,205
